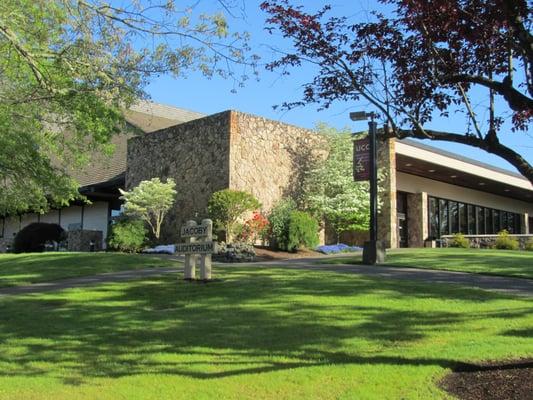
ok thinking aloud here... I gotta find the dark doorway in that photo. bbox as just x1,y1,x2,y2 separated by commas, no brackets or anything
397,191,408,247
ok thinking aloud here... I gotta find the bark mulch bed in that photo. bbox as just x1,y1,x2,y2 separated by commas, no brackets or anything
440,359,533,400
254,246,324,261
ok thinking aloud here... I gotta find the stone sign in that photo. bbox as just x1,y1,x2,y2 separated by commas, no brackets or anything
353,137,370,181
176,219,213,281
175,241,215,254
180,225,209,238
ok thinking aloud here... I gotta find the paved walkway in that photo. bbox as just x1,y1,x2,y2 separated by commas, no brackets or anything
1,257,532,297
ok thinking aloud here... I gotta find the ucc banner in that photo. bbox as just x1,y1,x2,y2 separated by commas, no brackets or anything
353,137,370,181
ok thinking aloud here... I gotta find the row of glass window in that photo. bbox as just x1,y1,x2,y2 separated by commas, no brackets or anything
428,196,522,239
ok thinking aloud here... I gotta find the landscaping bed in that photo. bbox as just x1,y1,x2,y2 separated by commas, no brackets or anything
440,358,533,400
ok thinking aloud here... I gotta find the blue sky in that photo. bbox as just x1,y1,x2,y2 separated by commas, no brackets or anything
146,0,532,174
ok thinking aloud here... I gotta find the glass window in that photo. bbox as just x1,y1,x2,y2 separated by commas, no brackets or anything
450,202,459,234
459,203,467,234
439,199,449,236
476,207,485,235
468,204,476,234
485,208,493,234
429,197,438,239
501,212,508,232
493,210,500,233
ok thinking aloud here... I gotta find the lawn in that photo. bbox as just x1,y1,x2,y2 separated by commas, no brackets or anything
0,262,532,399
320,248,533,279
0,253,180,288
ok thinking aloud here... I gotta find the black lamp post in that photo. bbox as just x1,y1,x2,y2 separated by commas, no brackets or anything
350,111,386,264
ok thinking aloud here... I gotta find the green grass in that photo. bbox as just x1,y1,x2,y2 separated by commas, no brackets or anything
321,248,533,279
0,253,180,288
0,264,532,399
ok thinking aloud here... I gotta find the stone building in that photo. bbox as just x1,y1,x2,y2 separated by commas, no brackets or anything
1,101,532,251
127,110,326,242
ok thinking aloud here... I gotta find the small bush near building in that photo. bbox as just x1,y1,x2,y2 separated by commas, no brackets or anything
107,217,147,253
450,233,470,248
236,211,269,244
213,241,256,262
525,238,533,251
267,199,297,250
13,223,66,253
287,211,319,252
494,230,519,250
208,189,261,242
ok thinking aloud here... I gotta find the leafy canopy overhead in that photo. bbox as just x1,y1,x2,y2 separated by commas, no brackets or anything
0,0,255,215
261,0,533,184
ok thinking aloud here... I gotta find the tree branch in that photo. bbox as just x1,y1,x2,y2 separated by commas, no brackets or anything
443,74,533,112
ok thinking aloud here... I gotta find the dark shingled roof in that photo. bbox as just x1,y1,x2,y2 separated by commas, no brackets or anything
70,101,205,188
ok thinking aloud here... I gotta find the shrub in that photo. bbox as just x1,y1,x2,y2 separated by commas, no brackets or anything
525,238,533,251
207,189,261,242
494,230,519,250
287,211,319,252
213,241,256,262
107,217,147,253
449,232,470,248
267,199,297,250
119,178,176,240
237,211,269,244
13,223,66,253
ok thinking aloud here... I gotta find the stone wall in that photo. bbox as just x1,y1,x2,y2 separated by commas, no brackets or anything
67,230,103,252
126,111,327,243
228,111,327,212
377,137,398,248
407,192,428,247
441,234,533,250
127,112,231,242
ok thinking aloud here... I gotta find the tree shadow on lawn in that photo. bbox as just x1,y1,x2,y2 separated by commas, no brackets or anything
0,253,175,287
0,268,530,384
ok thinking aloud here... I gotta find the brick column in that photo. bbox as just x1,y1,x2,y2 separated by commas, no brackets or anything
407,192,428,247
377,138,397,248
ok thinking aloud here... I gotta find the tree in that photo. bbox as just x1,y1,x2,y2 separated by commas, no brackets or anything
302,124,369,242
261,0,533,184
0,0,256,215
207,189,261,242
119,178,176,240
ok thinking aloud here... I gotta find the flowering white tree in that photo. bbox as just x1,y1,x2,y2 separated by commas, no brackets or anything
303,124,370,243
119,178,177,240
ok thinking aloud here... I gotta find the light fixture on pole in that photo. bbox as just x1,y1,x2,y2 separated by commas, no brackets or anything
350,111,385,265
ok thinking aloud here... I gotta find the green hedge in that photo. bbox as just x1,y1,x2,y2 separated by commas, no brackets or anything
107,217,147,253
287,211,319,252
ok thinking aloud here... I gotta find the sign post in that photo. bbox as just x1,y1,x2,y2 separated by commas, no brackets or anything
178,219,214,281
351,112,386,265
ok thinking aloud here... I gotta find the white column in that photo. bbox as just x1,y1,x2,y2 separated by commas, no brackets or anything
183,220,197,280
199,219,213,280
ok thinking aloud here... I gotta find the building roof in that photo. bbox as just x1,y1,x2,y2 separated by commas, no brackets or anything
396,138,533,202
71,101,205,188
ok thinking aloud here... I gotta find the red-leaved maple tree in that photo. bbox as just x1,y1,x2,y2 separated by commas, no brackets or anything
261,0,533,184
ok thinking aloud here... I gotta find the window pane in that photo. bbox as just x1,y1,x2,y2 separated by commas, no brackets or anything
467,205,475,234
502,212,509,232
494,210,500,233
429,197,438,239
439,199,449,236
459,203,467,234
476,207,485,234
450,202,459,233
485,208,493,234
